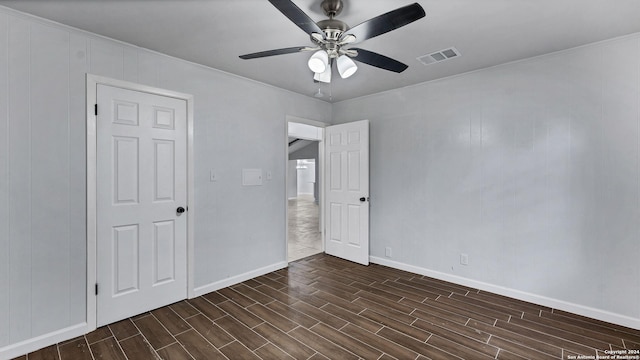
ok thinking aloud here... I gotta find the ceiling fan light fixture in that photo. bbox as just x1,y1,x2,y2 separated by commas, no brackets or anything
308,50,328,73
337,55,358,78
313,63,332,83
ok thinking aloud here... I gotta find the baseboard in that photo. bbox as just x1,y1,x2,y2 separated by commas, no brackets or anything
370,256,640,331
0,323,88,360
1,261,289,359
191,261,289,298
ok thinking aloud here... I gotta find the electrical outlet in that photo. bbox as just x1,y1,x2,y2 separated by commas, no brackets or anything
460,253,469,266
385,247,392,258
210,170,217,182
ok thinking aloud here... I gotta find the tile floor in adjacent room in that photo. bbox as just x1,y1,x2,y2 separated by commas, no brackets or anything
288,194,322,262
13,253,640,360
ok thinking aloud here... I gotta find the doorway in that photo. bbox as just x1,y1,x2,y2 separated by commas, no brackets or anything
288,157,321,261
285,118,370,265
287,119,325,262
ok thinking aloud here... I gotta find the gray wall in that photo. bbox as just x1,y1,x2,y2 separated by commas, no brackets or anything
289,140,319,160
332,34,640,327
0,7,331,352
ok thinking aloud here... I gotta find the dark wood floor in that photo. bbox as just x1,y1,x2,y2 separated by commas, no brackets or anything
14,253,640,360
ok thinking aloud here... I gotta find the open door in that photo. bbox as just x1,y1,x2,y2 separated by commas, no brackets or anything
324,120,369,265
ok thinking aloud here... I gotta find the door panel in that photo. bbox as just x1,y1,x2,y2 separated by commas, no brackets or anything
330,152,342,189
113,100,139,126
154,140,175,201
97,84,187,326
153,107,175,129
348,151,360,190
348,205,361,246
330,203,342,241
324,120,369,265
113,224,139,295
153,220,176,284
113,136,139,204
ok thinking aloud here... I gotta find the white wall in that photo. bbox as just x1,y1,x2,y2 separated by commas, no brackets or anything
332,34,640,329
0,6,331,357
290,141,320,201
287,160,298,199
296,160,315,195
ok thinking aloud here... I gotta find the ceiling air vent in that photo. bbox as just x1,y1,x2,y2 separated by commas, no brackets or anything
417,47,461,65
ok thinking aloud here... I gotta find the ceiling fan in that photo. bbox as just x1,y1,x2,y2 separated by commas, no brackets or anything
239,0,426,83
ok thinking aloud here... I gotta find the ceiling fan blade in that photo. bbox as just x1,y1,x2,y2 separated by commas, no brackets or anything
239,46,311,59
350,48,408,73
268,0,324,36
342,3,425,44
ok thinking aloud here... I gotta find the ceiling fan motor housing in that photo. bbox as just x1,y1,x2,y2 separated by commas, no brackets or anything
317,19,348,35
321,0,343,18
312,18,349,58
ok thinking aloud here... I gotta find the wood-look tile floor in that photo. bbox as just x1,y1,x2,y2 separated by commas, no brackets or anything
14,253,640,360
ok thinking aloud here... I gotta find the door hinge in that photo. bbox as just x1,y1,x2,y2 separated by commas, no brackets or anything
94,104,98,116
95,283,98,295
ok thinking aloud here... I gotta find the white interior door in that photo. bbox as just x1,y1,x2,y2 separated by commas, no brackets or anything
96,84,188,326
324,120,369,265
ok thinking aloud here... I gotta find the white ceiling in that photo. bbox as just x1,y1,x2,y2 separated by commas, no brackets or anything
1,0,640,102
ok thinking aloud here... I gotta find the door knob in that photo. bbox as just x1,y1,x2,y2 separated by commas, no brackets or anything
176,206,186,214
359,197,367,202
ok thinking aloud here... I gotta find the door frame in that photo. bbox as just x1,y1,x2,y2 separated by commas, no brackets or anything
285,116,327,262
86,74,195,332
